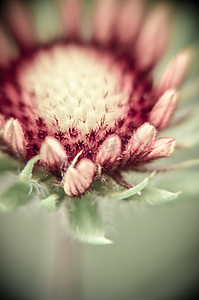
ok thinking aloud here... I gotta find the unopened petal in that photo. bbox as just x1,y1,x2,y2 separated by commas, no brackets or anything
128,123,156,156
156,50,191,95
0,26,15,66
116,0,144,44
135,4,170,70
93,0,118,44
146,138,175,160
1,118,25,154
40,136,67,167
96,134,121,167
149,89,178,130
59,0,81,38
5,0,37,49
64,159,96,197
0,114,5,128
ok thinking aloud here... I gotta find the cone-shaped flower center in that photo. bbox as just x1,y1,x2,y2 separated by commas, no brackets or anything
18,44,129,135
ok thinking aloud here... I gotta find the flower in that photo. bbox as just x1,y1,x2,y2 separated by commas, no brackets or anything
0,0,198,244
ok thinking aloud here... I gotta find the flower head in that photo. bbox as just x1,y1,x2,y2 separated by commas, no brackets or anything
0,0,198,244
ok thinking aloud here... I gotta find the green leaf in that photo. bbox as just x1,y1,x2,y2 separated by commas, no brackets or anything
19,155,40,182
126,187,181,205
67,194,112,245
0,169,48,213
105,172,156,201
40,194,59,211
0,179,31,213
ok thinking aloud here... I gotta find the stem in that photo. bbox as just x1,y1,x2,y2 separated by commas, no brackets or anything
45,208,83,300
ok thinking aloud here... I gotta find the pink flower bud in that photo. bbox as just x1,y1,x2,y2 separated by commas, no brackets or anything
40,136,67,167
149,89,178,130
146,138,176,160
96,134,121,167
1,118,25,154
63,158,96,197
156,50,191,95
127,123,156,159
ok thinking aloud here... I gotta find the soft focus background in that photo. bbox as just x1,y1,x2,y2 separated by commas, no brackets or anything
0,0,199,299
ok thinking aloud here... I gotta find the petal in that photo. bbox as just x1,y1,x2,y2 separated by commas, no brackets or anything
1,118,25,154
96,135,121,167
126,123,156,159
135,4,170,70
116,0,144,44
93,0,118,44
59,0,81,38
40,136,67,167
0,26,15,66
5,0,37,49
0,114,5,128
149,89,178,130
146,138,175,160
156,50,191,95
63,159,96,197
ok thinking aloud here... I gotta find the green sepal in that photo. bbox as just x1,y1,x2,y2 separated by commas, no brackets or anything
0,155,49,213
67,193,112,245
19,155,40,182
104,172,156,201
40,194,60,211
126,187,181,205
0,177,32,213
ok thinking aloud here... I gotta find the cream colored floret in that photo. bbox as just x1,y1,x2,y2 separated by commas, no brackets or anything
19,45,128,134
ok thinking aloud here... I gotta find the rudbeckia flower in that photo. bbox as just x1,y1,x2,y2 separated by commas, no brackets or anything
0,0,198,244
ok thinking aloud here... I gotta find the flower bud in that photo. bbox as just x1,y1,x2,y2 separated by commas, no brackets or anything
40,136,67,167
127,123,156,157
156,50,191,95
149,89,178,130
146,138,176,160
63,158,96,197
96,134,121,167
1,118,25,154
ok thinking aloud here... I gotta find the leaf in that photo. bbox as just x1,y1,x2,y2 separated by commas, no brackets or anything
67,193,112,245
0,170,48,213
105,172,156,201
126,187,181,205
19,155,40,182
40,194,59,211
0,180,31,213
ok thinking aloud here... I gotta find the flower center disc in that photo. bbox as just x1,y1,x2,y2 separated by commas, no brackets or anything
18,44,129,135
